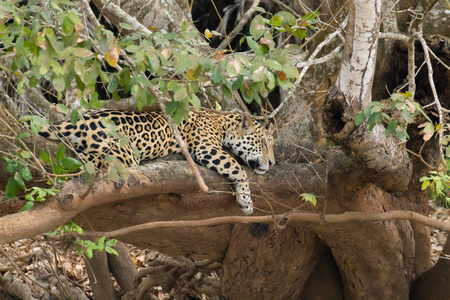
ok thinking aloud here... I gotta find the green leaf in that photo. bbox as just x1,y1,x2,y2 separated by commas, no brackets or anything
136,89,145,111
253,91,262,105
283,44,302,55
232,75,244,91
40,150,51,164
136,75,153,88
401,109,413,123
167,80,179,92
174,87,188,101
56,144,66,162
108,167,120,182
17,80,25,94
61,157,82,170
173,106,188,125
105,238,117,247
391,93,404,101
119,137,129,148
239,36,246,47
240,85,253,104
71,109,79,126
72,47,93,58
119,22,133,30
4,178,19,201
19,202,34,212
166,101,179,115
43,27,62,54
395,127,409,142
174,55,187,73
56,104,68,114
211,67,223,85
265,59,283,71
62,16,74,35
19,166,33,181
275,11,296,26
300,193,317,206
85,248,93,259
0,1,15,13
133,147,141,160
246,37,261,56
101,117,118,131
250,15,266,40
107,76,119,93
421,180,430,190
386,120,397,137
14,172,25,189
252,65,266,82
226,60,240,77
85,161,96,175
302,11,319,22
18,150,32,159
89,93,103,109
15,132,30,140
125,45,140,53
67,11,80,24
282,62,299,79
423,123,435,135
190,95,201,110
221,84,232,99
3,156,18,173
105,246,118,256
294,28,306,40
355,112,364,126
29,76,40,88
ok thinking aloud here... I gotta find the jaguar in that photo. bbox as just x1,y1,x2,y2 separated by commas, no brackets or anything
35,109,275,215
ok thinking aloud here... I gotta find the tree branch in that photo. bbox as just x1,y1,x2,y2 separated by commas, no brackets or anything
0,158,335,245
71,210,450,239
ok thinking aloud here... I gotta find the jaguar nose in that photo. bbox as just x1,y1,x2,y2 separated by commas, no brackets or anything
248,159,260,170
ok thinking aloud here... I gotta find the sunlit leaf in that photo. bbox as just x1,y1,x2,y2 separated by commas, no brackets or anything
204,29,213,39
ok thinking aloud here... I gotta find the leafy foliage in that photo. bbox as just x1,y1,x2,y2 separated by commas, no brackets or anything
0,1,314,124
300,193,317,206
0,2,317,203
2,143,81,210
354,92,450,206
420,171,450,207
354,92,427,142
75,237,118,259
2,155,33,201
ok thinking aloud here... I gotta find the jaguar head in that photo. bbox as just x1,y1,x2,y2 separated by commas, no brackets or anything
227,116,275,174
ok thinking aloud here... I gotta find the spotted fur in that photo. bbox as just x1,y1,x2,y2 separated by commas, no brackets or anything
37,109,275,214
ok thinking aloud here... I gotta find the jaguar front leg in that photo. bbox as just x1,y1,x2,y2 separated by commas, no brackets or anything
191,146,253,215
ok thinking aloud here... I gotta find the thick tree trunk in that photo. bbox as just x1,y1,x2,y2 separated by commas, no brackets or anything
411,235,450,299
1,0,446,298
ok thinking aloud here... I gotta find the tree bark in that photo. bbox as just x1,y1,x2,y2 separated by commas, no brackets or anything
411,235,450,299
108,241,138,293
85,239,118,300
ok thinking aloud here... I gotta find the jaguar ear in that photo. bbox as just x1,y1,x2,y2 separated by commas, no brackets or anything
239,115,252,130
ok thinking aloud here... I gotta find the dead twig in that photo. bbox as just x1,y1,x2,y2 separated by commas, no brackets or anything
217,0,261,51
155,99,209,192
